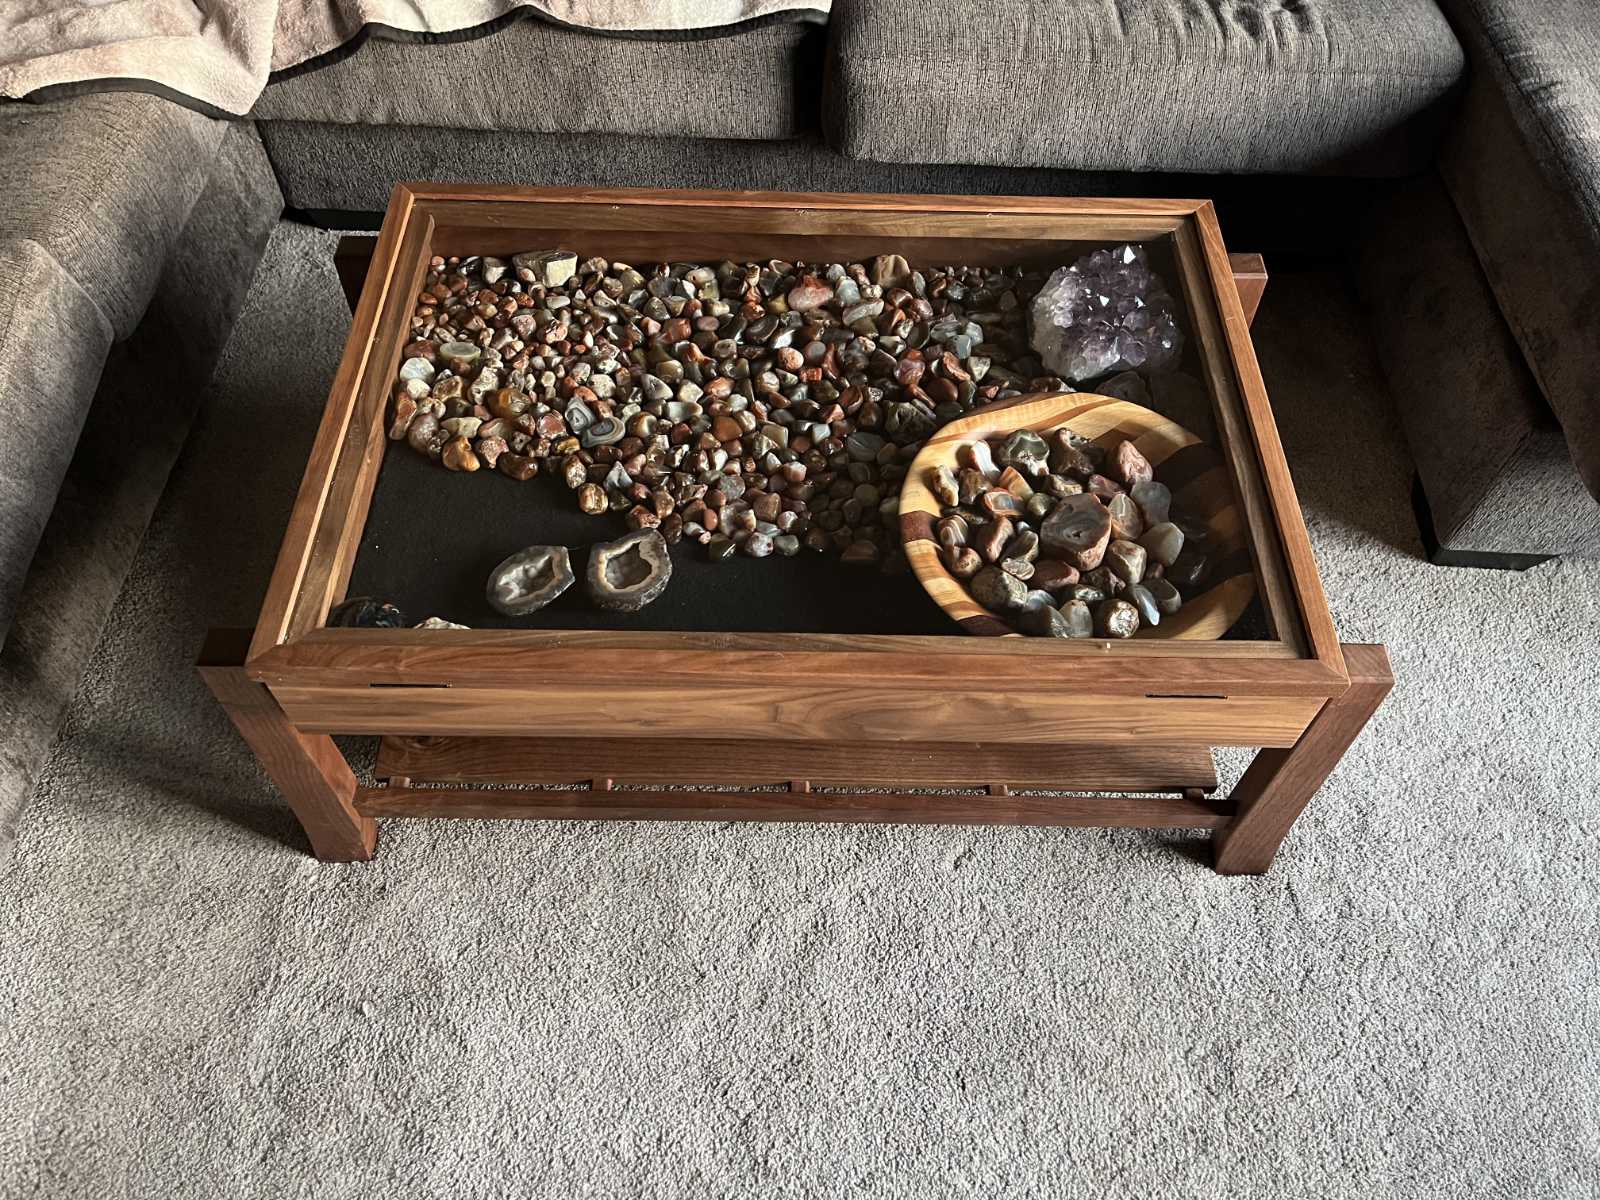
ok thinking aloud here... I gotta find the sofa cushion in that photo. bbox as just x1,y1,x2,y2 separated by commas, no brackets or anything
1359,175,1600,556
0,241,114,648
1435,0,1600,502
253,18,824,141
825,0,1464,176
0,94,225,340
0,92,226,648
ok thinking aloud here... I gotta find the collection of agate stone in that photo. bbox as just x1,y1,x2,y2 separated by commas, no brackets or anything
928,427,1210,638
485,529,673,617
381,241,1200,633
386,247,1098,569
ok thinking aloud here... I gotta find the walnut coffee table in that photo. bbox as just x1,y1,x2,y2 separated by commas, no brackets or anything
199,185,1391,874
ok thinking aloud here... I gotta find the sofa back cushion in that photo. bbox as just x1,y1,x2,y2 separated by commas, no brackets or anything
255,15,825,142
825,0,1465,177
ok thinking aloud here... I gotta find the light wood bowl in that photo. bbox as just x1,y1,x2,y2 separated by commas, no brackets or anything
899,392,1255,639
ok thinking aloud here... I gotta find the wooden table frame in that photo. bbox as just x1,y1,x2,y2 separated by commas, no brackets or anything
201,186,1390,874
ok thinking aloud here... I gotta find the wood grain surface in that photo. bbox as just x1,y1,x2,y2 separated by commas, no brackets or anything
197,630,376,862
1213,644,1393,874
271,681,1321,746
251,183,428,661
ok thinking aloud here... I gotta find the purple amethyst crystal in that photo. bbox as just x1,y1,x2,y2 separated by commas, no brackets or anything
1029,244,1185,382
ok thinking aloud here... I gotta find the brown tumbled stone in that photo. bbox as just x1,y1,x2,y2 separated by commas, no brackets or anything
1086,474,1124,499
872,254,910,288
1049,432,1096,478
974,517,1013,563
943,546,982,578
1083,566,1124,598
787,275,834,312
1040,493,1111,570
477,436,508,470
1096,598,1141,638
957,468,988,506
1113,440,1154,487
1030,560,1080,593
406,412,444,458
1108,493,1145,541
441,436,478,471
388,394,417,440
997,466,1034,499
626,505,661,530
490,388,530,419
497,453,539,481
981,490,1027,520
1106,539,1148,585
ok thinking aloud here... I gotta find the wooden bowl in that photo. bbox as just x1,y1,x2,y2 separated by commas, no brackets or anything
899,392,1255,639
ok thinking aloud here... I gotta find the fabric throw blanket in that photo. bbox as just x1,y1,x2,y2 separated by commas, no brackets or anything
0,0,830,117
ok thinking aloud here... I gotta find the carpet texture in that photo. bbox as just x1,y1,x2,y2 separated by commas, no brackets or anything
1,222,1596,1199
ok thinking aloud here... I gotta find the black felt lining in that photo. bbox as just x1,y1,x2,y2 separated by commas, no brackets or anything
346,446,949,634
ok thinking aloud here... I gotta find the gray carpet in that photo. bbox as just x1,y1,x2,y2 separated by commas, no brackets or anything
1,222,1596,1199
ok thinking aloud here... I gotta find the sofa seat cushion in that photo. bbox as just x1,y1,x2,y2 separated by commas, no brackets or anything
0,92,225,648
0,93,225,340
0,241,115,647
1435,0,1600,501
253,18,824,141
825,0,1464,176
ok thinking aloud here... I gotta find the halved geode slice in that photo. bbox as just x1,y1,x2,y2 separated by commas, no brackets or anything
585,529,672,612
486,545,575,616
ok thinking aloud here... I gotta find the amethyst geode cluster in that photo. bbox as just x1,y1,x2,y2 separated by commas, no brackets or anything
1029,244,1184,382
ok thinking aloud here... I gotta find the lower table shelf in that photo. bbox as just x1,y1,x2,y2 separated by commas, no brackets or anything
358,781,1232,828
198,629,1392,875
373,734,1220,793
364,733,1229,827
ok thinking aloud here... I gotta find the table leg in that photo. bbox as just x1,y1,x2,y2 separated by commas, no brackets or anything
1227,252,1268,327
196,630,376,862
1212,644,1392,875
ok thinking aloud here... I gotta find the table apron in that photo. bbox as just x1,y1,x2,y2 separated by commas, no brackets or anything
268,683,1322,747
